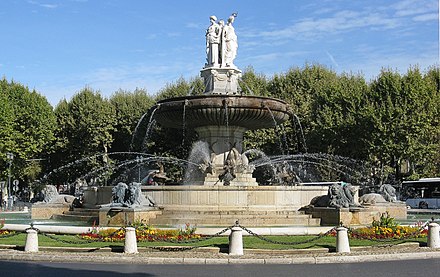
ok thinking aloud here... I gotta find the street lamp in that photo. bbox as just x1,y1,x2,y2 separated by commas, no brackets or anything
6,152,14,210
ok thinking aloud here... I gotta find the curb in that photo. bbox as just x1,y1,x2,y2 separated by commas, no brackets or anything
0,246,439,264
0,251,439,264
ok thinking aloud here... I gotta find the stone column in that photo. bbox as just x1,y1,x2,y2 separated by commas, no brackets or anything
427,222,440,248
336,226,350,253
25,228,39,253
124,227,138,254
229,226,244,255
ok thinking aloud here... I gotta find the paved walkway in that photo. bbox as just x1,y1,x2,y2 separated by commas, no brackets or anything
0,242,439,264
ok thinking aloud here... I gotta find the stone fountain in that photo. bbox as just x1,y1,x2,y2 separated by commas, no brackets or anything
37,13,406,227
126,14,328,227
153,13,290,186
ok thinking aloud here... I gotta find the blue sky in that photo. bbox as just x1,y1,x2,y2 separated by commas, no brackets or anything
1,0,438,107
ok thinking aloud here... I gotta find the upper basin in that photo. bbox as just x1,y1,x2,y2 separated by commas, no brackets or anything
153,95,291,130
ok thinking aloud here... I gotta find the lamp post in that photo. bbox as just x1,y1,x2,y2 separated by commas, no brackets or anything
6,152,14,210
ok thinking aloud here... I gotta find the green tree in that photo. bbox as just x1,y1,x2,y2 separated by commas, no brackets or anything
0,78,56,187
50,88,116,185
309,73,369,159
363,67,440,182
154,77,204,101
109,88,155,153
240,67,269,96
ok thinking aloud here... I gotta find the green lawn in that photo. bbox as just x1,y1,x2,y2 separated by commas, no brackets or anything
0,233,427,250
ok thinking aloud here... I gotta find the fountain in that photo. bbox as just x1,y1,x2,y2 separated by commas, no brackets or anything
29,13,406,227
153,14,290,186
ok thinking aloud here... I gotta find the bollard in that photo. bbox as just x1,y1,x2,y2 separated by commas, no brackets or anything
25,229,39,253
336,226,350,253
124,227,138,254
427,222,440,248
229,226,244,255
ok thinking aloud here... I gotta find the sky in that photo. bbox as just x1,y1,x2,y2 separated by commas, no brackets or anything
0,0,438,107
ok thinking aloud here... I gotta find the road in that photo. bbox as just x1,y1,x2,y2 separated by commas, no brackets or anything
0,259,439,277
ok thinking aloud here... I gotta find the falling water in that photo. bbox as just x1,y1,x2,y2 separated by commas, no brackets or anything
130,111,150,149
130,105,160,151
223,99,230,163
184,141,211,185
182,100,188,147
249,152,372,185
238,78,255,96
141,119,157,151
265,106,286,155
292,114,308,153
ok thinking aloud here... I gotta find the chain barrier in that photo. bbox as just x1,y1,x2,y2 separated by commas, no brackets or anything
2,217,435,249
138,226,233,244
39,226,126,245
238,224,337,246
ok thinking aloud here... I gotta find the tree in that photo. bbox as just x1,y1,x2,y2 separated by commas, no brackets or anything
0,78,56,187
109,88,155,153
49,88,116,185
363,66,440,182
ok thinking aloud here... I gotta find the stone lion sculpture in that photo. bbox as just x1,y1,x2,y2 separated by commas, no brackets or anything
359,193,387,205
102,182,155,208
379,184,397,202
359,184,397,205
310,182,359,208
38,185,76,206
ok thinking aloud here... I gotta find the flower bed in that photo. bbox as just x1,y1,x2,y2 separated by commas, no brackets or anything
348,212,428,240
79,222,201,242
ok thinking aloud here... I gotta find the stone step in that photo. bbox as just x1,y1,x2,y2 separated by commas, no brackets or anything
149,217,321,226
63,210,100,216
52,214,99,223
160,209,304,216
155,213,313,220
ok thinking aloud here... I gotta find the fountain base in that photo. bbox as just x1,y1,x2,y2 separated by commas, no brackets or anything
99,207,162,227
303,203,407,226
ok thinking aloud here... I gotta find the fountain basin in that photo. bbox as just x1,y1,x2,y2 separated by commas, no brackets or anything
154,95,291,130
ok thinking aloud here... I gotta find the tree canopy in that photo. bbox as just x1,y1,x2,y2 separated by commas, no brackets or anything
1,63,439,191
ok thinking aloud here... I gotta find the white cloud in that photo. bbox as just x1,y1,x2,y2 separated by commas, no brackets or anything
393,0,437,17
256,9,400,42
185,22,200,29
145,34,158,40
325,51,339,68
27,1,58,9
412,13,439,22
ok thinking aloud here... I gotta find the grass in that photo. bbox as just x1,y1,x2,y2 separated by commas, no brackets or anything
0,233,427,250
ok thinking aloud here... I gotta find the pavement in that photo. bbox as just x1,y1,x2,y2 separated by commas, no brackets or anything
0,242,439,265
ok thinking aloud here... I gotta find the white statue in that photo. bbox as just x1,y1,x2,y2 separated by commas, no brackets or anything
206,15,221,67
205,13,238,68
222,15,238,67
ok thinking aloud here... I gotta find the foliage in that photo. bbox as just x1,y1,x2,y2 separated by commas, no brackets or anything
371,212,398,228
0,78,56,188
2,63,439,188
48,88,116,185
350,213,427,240
79,223,200,242
109,88,155,153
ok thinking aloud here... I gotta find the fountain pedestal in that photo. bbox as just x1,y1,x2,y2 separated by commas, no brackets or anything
201,67,242,95
193,125,257,186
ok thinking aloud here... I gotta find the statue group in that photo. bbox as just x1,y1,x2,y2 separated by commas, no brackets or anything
206,13,238,68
